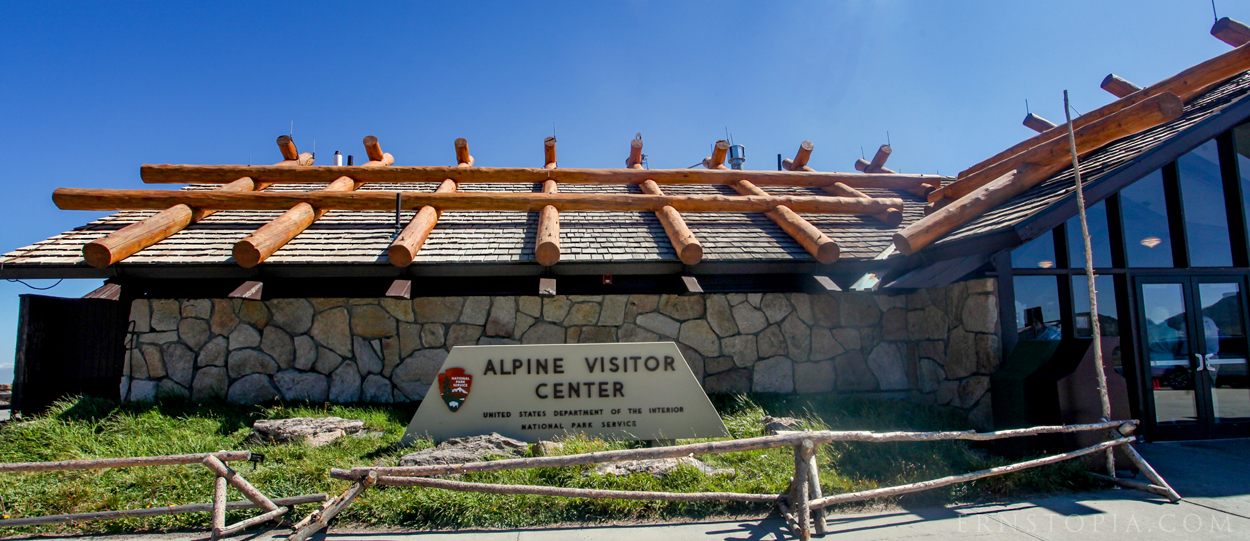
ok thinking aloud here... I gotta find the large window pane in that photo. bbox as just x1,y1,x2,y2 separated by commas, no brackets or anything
1142,283,1197,425
1066,201,1114,269
1014,276,1062,340
1072,275,1126,391
1178,140,1234,267
1197,283,1250,424
1012,230,1057,269
1122,170,1174,268
1235,123,1250,241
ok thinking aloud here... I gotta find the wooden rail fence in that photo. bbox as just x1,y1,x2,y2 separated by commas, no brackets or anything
291,419,1177,541
0,451,327,539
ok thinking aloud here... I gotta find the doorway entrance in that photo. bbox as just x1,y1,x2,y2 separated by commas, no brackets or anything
1137,276,1250,440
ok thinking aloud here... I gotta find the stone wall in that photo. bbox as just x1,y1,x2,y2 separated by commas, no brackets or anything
121,278,1001,427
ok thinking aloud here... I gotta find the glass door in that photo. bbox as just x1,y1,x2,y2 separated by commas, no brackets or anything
1136,276,1250,440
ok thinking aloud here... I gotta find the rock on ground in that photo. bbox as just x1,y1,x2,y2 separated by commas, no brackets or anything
762,415,802,434
593,457,734,478
399,433,528,467
251,416,366,447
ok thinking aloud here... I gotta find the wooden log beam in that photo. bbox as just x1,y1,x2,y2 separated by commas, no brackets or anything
140,164,944,190
1212,17,1250,48
341,472,783,503
1101,74,1142,98
1022,113,1057,133
55,189,905,215
342,420,1134,478
791,141,814,170
792,440,814,540
929,92,1182,203
806,448,827,535
211,476,228,539
0,494,326,528
865,145,892,173
703,140,730,169
214,506,288,537
0,451,253,473
536,180,561,266
455,138,474,167
544,137,557,168
640,180,703,265
733,180,839,264
233,136,393,268
1121,443,1182,502
959,42,1250,180
200,456,279,512
287,471,377,541
823,182,903,226
389,142,472,266
625,136,644,168
83,131,314,268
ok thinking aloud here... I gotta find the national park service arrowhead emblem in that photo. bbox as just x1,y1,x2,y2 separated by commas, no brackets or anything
437,367,472,412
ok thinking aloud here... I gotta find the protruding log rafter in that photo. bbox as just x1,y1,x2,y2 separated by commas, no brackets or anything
233,136,394,268
81,136,311,268
928,92,1183,206
732,180,840,264
54,189,903,215
851,144,936,198
1022,113,1057,133
141,164,943,190
535,137,561,266
896,93,1185,255
632,137,703,265
702,140,730,169
1212,17,1250,48
388,139,472,266
1100,74,1142,98
784,142,901,226
958,41,1250,182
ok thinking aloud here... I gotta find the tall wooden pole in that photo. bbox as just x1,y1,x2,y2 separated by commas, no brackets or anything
1065,90,1114,477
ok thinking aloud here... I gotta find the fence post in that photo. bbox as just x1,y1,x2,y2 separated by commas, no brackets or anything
806,448,826,535
791,439,814,541
211,476,227,540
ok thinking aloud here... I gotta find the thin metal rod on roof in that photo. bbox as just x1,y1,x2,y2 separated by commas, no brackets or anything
1064,89,1113,478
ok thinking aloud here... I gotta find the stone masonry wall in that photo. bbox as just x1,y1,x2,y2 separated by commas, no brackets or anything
121,278,1000,428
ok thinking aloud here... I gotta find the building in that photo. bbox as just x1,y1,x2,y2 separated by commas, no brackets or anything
5,25,1250,444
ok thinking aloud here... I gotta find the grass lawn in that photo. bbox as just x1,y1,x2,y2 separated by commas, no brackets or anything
0,394,1099,536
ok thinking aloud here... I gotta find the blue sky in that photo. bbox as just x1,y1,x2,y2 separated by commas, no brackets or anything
0,1,1246,383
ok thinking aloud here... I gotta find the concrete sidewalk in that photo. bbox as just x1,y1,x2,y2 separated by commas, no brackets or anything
15,440,1250,540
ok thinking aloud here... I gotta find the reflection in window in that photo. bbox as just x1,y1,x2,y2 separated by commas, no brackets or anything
1066,201,1114,269
1072,275,1125,388
1198,282,1250,423
1142,283,1196,425
1122,170,1174,268
1178,140,1234,267
1235,123,1250,240
1014,276,1062,340
1012,230,1057,269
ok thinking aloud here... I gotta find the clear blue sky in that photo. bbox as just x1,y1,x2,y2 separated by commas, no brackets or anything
1,1,1245,383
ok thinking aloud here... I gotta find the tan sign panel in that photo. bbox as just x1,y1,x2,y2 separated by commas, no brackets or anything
402,342,728,443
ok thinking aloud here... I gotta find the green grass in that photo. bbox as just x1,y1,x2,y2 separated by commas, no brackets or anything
0,394,1099,536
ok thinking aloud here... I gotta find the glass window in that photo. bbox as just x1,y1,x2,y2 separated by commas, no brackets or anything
1012,230,1057,269
1066,201,1114,269
1178,140,1234,267
1141,283,1196,425
1014,276,1062,340
1235,123,1250,240
1122,170,1174,268
1071,275,1119,338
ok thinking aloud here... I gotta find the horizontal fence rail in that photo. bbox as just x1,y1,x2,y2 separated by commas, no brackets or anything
300,419,1178,541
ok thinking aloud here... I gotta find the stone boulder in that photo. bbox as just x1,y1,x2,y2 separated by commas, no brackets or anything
762,415,802,434
251,416,365,447
594,457,734,478
399,433,528,467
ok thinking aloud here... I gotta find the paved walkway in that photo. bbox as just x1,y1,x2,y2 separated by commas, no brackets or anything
14,440,1250,540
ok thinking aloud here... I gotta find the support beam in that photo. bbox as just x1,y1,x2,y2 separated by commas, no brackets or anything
141,164,945,190
959,41,1250,180
703,140,730,169
899,94,1183,254
1022,113,1057,133
1100,74,1142,98
823,182,903,226
732,180,839,264
640,180,703,265
930,92,1183,203
56,189,905,215
455,138,473,167
681,275,703,295
229,281,263,300
544,136,557,168
389,140,471,266
233,136,393,268
791,141,814,170
864,145,892,173
625,136,644,168
82,132,311,268
1212,17,1250,48
536,180,561,266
